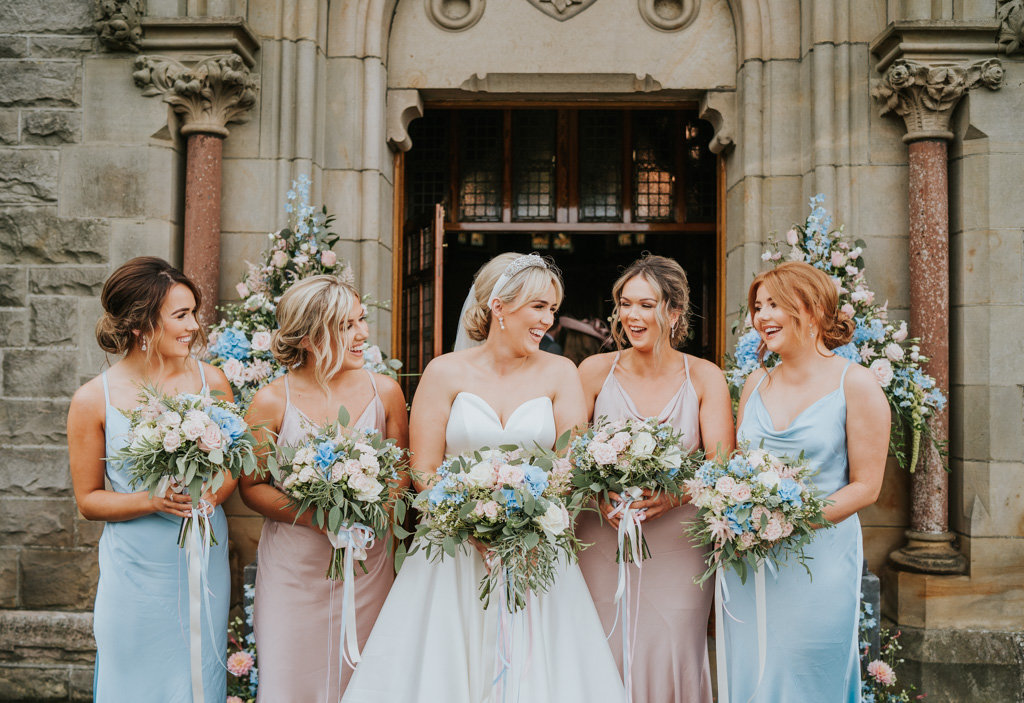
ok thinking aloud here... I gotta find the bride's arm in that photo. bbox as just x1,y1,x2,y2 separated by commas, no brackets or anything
408,359,454,493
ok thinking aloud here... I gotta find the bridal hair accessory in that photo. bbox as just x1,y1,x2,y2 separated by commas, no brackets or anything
488,253,548,305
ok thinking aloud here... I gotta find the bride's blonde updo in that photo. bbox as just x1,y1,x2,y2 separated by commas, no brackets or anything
462,252,564,342
271,275,361,390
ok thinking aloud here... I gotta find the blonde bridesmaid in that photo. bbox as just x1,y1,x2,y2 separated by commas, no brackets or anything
240,275,409,701
576,255,735,703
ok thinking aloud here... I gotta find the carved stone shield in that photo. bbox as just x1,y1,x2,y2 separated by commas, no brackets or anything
526,0,600,21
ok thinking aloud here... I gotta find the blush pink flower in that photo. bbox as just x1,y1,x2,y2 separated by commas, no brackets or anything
830,251,847,268
714,476,737,496
251,330,272,352
867,660,896,686
235,282,249,298
321,250,337,266
496,465,524,485
588,442,617,466
228,697,244,703
707,516,736,543
892,320,908,343
227,650,254,676
870,358,894,387
607,432,631,453
737,532,757,550
271,250,289,268
198,424,224,452
730,483,752,502
162,430,182,452
785,229,799,246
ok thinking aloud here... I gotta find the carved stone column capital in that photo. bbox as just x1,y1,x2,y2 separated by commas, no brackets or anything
94,0,145,52
132,54,257,137
871,58,1004,142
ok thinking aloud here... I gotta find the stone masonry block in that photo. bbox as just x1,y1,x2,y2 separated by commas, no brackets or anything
0,497,75,547
70,665,93,701
29,36,95,58
0,36,29,59
0,208,108,264
0,447,71,496
0,399,69,444
0,550,17,607
23,110,81,145
0,665,68,700
0,266,28,306
0,60,80,107
74,518,103,549
30,265,108,296
0,609,95,665
0,111,18,145
2,0,92,33
0,149,59,204
0,307,28,347
59,146,152,218
3,349,78,397
29,296,76,344
20,548,98,609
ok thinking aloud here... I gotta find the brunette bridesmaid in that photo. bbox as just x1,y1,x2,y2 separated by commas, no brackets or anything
576,255,735,703
240,275,409,701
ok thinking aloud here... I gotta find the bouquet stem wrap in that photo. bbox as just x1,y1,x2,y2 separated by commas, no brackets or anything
608,496,645,703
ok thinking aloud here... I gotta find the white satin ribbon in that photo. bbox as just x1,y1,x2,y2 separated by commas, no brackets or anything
714,557,770,703
607,489,645,703
183,498,214,703
326,523,375,668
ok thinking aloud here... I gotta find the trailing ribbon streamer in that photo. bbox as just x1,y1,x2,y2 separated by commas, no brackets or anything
607,491,645,703
184,498,215,703
492,566,515,703
750,560,768,703
713,558,769,703
325,523,376,667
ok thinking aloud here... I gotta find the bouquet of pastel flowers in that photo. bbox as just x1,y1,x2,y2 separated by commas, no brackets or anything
568,416,702,562
268,406,407,581
411,440,577,612
111,385,259,546
686,446,832,584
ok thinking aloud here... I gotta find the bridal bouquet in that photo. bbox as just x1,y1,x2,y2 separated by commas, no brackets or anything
412,442,578,612
568,416,701,562
111,386,259,546
686,446,832,585
268,406,407,580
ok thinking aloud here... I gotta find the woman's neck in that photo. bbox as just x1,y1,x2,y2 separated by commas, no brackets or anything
478,338,530,375
622,344,680,377
118,349,192,386
774,340,833,381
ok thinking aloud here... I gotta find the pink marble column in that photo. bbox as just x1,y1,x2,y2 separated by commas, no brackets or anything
888,139,966,574
183,133,224,328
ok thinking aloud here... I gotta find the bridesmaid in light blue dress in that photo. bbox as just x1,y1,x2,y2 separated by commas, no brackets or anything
722,262,890,702
68,258,235,702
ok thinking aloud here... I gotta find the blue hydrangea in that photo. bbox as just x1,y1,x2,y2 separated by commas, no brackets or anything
313,440,337,473
853,318,885,345
208,406,246,445
427,483,447,506
522,464,549,498
501,488,520,511
210,327,251,360
832,342,862,363
724,505,750,534
734,329,762,371
777,478,803,507
727,455,753,478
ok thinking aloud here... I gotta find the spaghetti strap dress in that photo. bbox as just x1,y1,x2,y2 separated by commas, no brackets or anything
92,364,230,703
254,371,396,701
720,361,862,702
576,353,714,703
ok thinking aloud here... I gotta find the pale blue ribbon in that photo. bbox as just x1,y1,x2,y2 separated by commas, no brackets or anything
607,491,645,703
324,522,375,697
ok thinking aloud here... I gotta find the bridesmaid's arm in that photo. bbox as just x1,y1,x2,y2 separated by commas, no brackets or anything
377,374,411,492
408,358,454,492
68,378,192,521
692,357,736,460
576,352,616,423
823,364,890,525
203,363,239,509
239,380,319,529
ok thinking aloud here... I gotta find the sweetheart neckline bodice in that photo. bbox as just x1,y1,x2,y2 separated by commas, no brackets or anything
445,391,557,457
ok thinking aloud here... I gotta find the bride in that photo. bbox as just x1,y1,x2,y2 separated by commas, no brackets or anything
343,253,625,702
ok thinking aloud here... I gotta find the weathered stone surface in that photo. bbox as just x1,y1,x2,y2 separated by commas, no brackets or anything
29,296,76,344
0,60,80,107
20,549,98,609
0,36,29,59
69,665,93,701
0,550,17,607
0,149,59,204
0,498,75,547
0,208,108,264
0,448,70,496
59,146,153,218
1,0,93,33
0,609,94,663
29,265,108,296
0,308,28,347
30,35,95,58
0,400,70,444
3,349,78,397
23,109,81,144
0,266,28,306
0,664,68,699
0,111,17,145
74,518,103,549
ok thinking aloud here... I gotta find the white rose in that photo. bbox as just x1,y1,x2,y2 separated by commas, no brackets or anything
661,447,683,470
869,358,894,387
162,430,182,452
131,423,160,449
464,460,496,488
293,447,315,466
181,416,206,441
884,342,904,362
359,453,380,472
158,411,182,428
297,466,317,483
630,432,656,458
756,470,781,490
281,473,298,489
349,473,384,502
251,331,272,352
536,502,570,536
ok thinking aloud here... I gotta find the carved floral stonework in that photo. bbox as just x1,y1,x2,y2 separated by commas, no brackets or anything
132,54,257,137
94,0,145,52
998,0,1024,55
527,0,597,21
871,58,1004,142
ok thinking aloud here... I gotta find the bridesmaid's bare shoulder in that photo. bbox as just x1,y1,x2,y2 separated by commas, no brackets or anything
577,351,616,385
685,354,730,394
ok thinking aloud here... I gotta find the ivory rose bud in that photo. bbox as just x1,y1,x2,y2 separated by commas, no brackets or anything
869,358,894,387
630,432,656,458
162,430,182,452
321,250,337,267
786,229,799,246
537,502,570,535
884,342,904,362
271,250,289,268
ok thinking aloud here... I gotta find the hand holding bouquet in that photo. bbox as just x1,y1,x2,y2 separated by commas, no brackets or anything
268,406,407,580
111,385,260,546
687,446,832,585
569,416,702,562
411,441,577,612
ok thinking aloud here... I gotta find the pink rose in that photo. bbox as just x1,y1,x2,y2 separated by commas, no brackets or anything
588,442,617,466
737,532,757,550
181,416,207,442
251,330,272,352
714,475,737,496
235,282,249,298
761,519,783,541
884,342,904,362
786,229,799,246
221,358,245,385
840,303,855,319
781,520,794,537
496,465,524,486
271,250,289,268
607,432,631,453
751,505,771,523
731,482,752,502
830,251,847,268
321,250,337,266
198,423,224,452
162,430,182,452
845,265,859,277
869,358,894,387
892,320,908,343
227,650,254,676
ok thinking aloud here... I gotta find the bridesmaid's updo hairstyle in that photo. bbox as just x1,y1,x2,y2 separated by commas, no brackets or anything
748,261,855,361
96,256,205,357
462,252,564,342
272,275,361,390
610,254,691,350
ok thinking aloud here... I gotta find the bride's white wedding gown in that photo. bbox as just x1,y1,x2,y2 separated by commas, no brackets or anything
342,391,626,703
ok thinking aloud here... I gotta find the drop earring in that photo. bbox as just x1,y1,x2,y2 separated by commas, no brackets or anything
140,338,148,351
498,317,505,331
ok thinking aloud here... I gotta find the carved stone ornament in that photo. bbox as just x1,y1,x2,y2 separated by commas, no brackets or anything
526,0,598,21
638,0,700,32
94,0,145,52
132,54,257,137
870,58,1004,142
998,0,1024,55
426,0,486,32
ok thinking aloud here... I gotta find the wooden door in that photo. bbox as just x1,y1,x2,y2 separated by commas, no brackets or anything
399,204,445,396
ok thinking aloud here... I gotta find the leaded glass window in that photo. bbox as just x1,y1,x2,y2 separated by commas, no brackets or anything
458,111,502,222
579,111,623,222
511,111,557,221
632,111,676,222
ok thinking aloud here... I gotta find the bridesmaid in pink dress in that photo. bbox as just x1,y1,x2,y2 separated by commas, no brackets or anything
576,255,735,703
240,275,409,701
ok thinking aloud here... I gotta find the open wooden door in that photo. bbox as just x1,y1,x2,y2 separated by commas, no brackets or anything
399,204,445,396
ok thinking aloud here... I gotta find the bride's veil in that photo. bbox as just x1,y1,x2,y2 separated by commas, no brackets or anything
452,285,480,352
